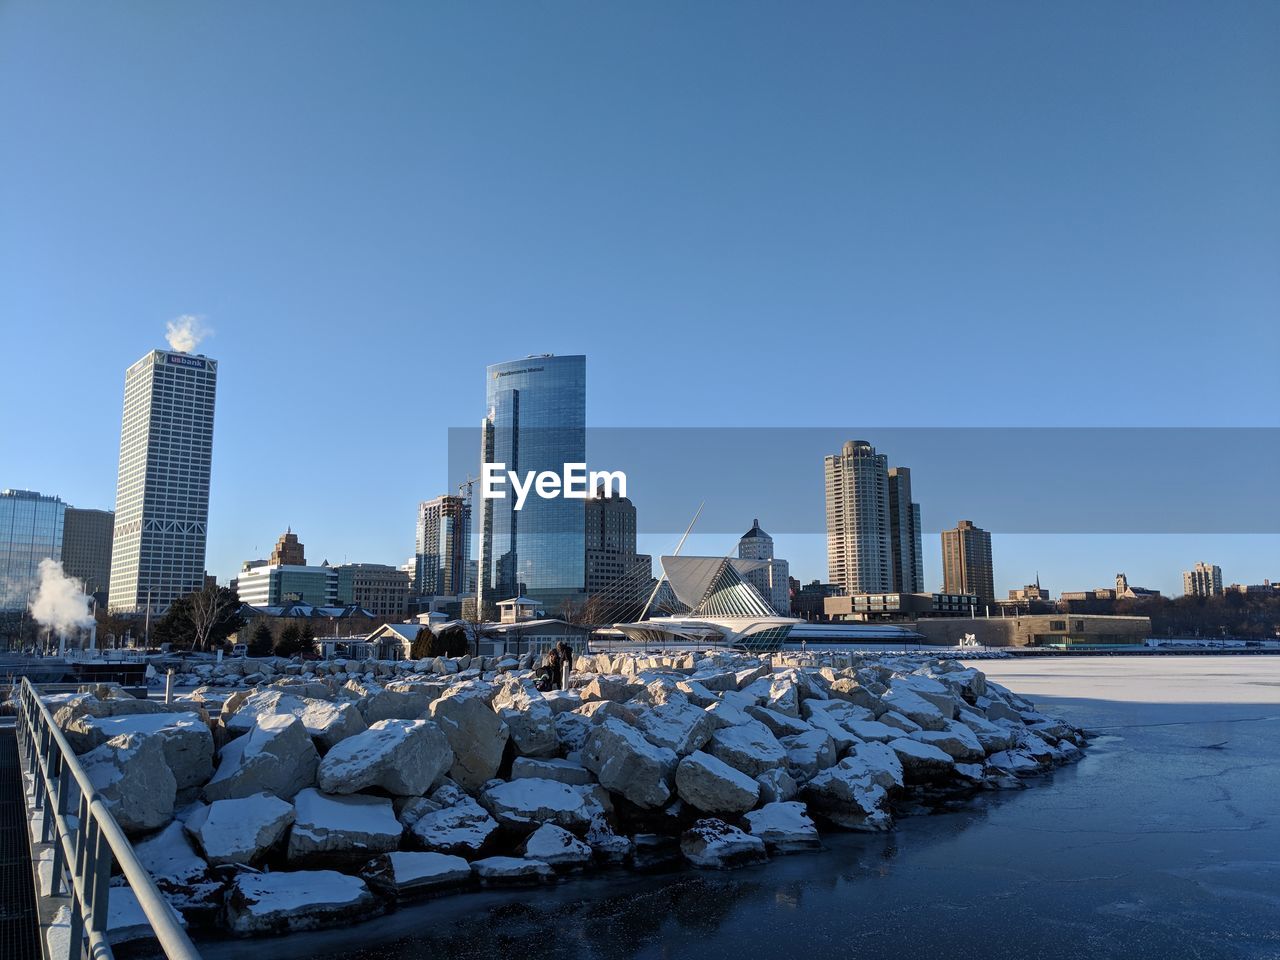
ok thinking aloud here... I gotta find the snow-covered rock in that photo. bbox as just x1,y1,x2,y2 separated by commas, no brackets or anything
521,823,593,867
428,694,509,792
743,801,821,853
581,718,677,809
80,732,176,835
317,718,453,796
360,851,472,900
706,719,787,778
479,777,594,831
492,678,559,758
193,792,294,866
133,822,219,918
880,687,949,731
287,788,402,866
634,698,715,756
410,796,500,857
912,723,984,762
471,856,553,884
680,818,768,869
511,756,594,785
781,729,838,781
888,737,956,782
226,870,381,935
674,750,760,815
64,712,214,791
755,767,800,804
805,757,892,831
203,713,319,802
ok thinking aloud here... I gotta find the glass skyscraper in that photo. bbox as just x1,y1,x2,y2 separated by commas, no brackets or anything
416,494,471,597
108,349,218,614
0,489,66,612
477,354,586,617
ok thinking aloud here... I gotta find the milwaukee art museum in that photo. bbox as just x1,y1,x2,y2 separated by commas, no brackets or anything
614,554,800,652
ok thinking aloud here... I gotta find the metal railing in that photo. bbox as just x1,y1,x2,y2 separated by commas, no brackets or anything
16,677,202,960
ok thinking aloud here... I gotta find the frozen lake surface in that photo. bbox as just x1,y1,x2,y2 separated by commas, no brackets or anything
200,656,1280,960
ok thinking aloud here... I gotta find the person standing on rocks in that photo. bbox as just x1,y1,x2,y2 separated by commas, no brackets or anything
556,641,574,689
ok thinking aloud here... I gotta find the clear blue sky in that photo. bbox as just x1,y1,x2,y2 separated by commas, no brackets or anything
2,2,1277,595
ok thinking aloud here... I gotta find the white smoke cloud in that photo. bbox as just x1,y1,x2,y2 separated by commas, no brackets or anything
165,314,210,353
29,559,95,635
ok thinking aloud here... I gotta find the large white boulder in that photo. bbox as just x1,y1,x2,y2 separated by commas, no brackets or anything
133,822,218,918
287,788,402,866
410,796,500,858
780,729,837,782
226,870,381,936
67,712,213,791
428,694,509,792
634,699,714,756
203,714,319,802
193,793,295,866
755,768,800,804
521,823,593,867
360,851,472,900
492,678,560,758
680,818,768,869
80,733,176,835
706,719,787,778
362,685,437,723
581,718,677,809
805,757,892,831
880,688,949,731
888,737,956,782
479,778,593,831
912,723,984,762
744,704,811,739
850,740,905,790
299,699,367,752
743,801,821,853
674,750,760,815
317,719,453,796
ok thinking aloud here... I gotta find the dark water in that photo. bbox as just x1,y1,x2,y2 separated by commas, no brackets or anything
199,689,1280,960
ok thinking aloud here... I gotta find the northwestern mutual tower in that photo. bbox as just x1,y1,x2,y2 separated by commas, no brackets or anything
108,349,218,614
477,354,586,618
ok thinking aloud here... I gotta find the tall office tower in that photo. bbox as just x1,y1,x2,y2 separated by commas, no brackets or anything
477,354,586,618
333,562,411,618
1183,561,1223,598
824,440,892,595
887,467,924,594
584,487,652,618
416,495,471,597
737,519,792,615
108,349,218,614
941,519,995,607
0,489,66,612
62,507,115,604
270,529,305,566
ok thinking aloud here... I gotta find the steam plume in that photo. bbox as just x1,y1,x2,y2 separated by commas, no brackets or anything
165,314,210,353
29,559,95,634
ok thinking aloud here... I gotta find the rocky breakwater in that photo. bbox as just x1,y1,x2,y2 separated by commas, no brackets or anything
43,650,1085,942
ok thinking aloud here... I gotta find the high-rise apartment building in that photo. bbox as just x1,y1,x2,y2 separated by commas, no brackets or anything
824,440,892,594
235,560,335,607
0,489,66,612
1183,562,1223,598
887,467,923,594
416,495,471,597
108,349,217,614
941,520,994,607
62,506,114,603
477,354,586,618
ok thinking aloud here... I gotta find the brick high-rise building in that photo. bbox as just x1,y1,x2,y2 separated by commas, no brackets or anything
941,520,994,608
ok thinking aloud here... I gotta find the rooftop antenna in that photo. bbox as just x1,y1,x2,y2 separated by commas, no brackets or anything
639,501,703,621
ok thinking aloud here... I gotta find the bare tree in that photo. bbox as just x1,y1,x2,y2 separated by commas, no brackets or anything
188,584,243,652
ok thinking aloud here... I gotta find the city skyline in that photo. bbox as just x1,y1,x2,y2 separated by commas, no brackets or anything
2,4,1276,598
